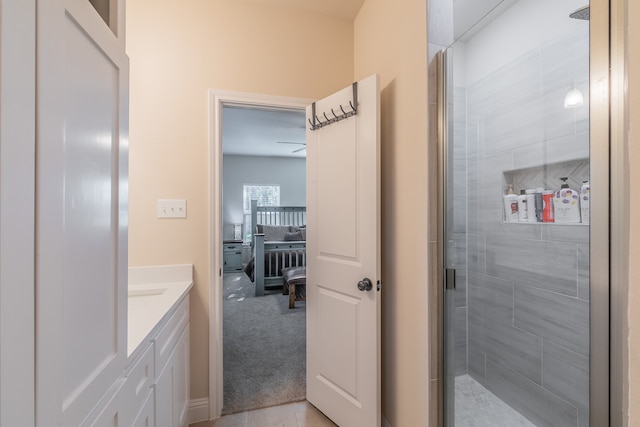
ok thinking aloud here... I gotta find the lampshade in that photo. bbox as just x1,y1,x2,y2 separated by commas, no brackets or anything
564,87,584,109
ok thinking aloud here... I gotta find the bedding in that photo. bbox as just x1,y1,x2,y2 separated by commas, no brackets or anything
256,224,306,241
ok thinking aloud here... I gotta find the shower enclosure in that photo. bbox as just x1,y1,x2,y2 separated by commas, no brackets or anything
434,0,607,425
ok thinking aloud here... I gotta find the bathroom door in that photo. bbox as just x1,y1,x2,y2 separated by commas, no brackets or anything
437,0,609,425
306,74,381,427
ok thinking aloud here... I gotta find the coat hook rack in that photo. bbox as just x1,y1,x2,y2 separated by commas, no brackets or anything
308,82,358,131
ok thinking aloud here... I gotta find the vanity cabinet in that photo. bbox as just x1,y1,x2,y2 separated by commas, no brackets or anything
130,390,155,427
126,297,190,427
223,241,244,272
80,294,191,427
81,380,127,427
122,343,155,426
155,325,190,427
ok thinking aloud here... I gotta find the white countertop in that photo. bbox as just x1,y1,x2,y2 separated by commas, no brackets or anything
127,264,193,358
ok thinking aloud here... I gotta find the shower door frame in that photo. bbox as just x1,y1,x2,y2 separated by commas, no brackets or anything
432,0,627,424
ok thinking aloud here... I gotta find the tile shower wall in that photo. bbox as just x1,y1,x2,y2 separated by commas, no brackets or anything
456,27,590,427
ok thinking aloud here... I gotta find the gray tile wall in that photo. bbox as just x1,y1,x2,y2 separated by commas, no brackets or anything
452,27,590,427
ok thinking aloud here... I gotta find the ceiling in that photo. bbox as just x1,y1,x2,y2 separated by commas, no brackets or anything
453,0,519,41
222,106,307,158
244,0,366,20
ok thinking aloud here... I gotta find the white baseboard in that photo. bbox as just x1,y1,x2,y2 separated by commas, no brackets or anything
188,398,210,424
382,415,392,427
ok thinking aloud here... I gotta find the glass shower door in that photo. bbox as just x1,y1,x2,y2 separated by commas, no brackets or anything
441,1,594,425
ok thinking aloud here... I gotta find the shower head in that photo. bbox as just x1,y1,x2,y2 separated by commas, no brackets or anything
569,4,590,20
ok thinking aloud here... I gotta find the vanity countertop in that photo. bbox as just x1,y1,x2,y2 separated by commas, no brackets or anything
127,264,193,358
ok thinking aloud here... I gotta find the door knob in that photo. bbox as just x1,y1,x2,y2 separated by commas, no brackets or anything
357,278,373,292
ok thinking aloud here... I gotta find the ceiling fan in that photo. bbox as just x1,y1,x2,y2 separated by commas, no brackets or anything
277,141,306,153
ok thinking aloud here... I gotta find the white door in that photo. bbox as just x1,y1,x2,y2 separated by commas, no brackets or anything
306,74,381,427
36,0,129,425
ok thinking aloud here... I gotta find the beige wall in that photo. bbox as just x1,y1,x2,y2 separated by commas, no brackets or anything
128,0,638,424
354,0,431,425
627,0,639,423
126,0,354,400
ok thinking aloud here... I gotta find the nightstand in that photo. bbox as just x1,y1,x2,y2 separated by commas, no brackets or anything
223,240,244,273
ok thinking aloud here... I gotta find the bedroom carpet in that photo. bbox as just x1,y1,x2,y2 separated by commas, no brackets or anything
222,272,306,415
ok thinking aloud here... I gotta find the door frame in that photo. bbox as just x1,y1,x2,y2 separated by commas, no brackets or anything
207,90,313,418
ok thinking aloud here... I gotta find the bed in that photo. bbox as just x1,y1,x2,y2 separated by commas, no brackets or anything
245,200,307,296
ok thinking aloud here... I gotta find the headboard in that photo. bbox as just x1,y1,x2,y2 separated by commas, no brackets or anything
250,199,306,240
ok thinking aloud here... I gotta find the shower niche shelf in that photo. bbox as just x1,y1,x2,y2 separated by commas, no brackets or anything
502,158,589,225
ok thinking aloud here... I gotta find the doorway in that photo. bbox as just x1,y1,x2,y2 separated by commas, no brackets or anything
208,90,313,418
437,0,609,425
220,105,307,413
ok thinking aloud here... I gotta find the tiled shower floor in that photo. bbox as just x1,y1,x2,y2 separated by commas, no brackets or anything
455,375,535,426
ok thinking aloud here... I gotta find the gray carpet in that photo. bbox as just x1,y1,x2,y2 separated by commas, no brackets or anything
222,272,306,415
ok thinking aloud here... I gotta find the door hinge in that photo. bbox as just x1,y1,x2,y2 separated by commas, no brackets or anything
377,280,381,292
219,268,222,277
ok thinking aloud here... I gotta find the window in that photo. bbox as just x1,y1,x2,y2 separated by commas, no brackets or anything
243,185,280,243
243,184,280,213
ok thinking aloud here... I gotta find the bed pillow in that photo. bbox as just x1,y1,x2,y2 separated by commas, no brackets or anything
262,225,292,241
291,226,306,240
284,231,304,241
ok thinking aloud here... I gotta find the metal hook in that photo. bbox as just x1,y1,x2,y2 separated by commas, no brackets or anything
323,112,331,122
349,101,357,112
340,105,347,115
308,118,316,128
331,108,339,120
316,115,323,124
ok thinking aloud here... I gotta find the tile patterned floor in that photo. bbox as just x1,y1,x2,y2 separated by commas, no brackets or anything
455,374,535,426
189,401,337,427
192,375,534,427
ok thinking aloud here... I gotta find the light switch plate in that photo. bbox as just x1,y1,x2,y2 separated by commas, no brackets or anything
157,199,187,218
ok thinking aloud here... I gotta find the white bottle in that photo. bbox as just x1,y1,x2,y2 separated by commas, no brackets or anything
503,184,519,223
535,187,545,222
517,190,528,222
553,177,581,223
580,181,590,224
526,189,537,223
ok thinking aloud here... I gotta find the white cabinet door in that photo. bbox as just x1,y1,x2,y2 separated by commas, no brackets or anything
306,74,381,427
35,0,129,425
173,326,190,427
155,325,190,427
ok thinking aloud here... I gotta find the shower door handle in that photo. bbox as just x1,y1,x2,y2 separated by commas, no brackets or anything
445,268,456,290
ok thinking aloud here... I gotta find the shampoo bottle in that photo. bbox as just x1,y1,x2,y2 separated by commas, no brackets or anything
542,190,555,222
535,187,544,222
526,189,537,223
517,189,528,222
503,184,519,223
553,177,581,223
580,180,590,224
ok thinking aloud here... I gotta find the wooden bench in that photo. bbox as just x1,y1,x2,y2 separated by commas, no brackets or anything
282,266,306,309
